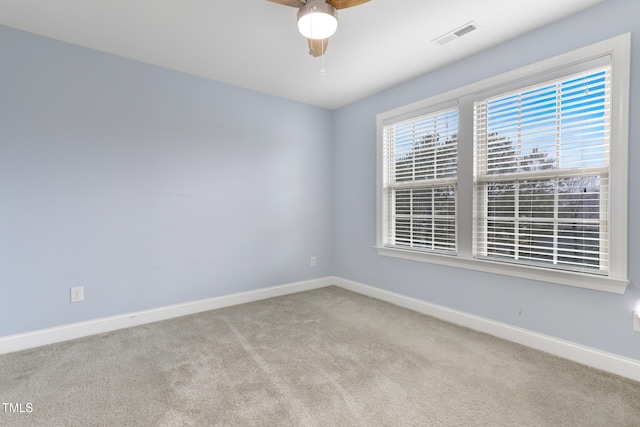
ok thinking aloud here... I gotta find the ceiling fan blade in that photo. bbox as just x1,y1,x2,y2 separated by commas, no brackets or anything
266,0,305,7
327,0,370,10
308,38,329,57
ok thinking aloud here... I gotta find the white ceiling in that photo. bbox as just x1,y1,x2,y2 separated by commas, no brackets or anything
0,0,604,109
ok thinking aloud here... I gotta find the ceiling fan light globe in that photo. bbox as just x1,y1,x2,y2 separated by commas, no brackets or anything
297,1,338,40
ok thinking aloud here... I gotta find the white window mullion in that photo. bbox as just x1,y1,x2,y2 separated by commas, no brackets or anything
410,189,414,248
553,179,559,265
514,181,520,260
555,83,562,168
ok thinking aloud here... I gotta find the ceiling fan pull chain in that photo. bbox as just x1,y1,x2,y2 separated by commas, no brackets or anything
320,38,326,76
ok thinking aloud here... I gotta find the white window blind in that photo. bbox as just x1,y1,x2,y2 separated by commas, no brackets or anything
474,66,611,273
382,108,458,253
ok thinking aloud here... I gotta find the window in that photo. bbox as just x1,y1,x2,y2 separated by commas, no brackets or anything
381,108,458,253
474,67,610,274
377,34,629,293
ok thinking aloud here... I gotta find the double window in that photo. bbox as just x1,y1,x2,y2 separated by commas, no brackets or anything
377,35,629,293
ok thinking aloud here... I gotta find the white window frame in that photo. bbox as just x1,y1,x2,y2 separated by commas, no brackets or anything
376,34,630,294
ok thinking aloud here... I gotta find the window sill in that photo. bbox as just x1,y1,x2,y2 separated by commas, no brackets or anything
376,246,628,294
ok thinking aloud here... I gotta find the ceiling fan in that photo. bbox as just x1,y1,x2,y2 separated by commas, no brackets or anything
267,0,371,57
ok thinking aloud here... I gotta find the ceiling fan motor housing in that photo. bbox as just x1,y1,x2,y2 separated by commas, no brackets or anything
297,1,338,39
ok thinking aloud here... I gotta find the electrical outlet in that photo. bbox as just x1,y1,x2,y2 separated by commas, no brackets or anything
634,311,640,332
310,256,317,267
70,286,84,303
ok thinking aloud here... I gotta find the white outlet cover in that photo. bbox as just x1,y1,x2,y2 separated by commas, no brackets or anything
634,311,640,332
70,286,84,303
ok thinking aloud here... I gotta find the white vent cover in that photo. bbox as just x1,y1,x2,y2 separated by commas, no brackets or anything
432,21,479,45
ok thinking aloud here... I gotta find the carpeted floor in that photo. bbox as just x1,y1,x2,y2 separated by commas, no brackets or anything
1,286,639,426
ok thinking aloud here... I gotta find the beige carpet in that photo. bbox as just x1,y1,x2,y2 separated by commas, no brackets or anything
1,286,638,426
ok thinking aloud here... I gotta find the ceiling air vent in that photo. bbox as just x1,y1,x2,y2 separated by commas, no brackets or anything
432,21,479,46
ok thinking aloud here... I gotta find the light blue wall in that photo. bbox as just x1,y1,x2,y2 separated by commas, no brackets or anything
332,0,640,360
0,25,333,336
2,0,639,361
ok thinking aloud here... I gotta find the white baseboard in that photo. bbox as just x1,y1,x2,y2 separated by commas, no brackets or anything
331,276,640,383
3,275,638,383
0,277,332,355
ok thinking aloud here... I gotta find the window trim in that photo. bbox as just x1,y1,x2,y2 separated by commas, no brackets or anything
376,34,630,294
